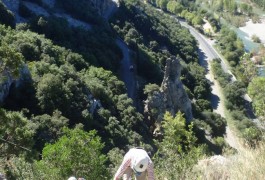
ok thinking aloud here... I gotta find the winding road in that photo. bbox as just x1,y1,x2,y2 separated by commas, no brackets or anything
116,39,136,102
178,19,240,149
179,20,226,117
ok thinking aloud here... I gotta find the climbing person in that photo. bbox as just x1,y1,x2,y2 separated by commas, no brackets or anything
0,173,6,180
114,148,155,180
68,176,85,180
68,177,77,180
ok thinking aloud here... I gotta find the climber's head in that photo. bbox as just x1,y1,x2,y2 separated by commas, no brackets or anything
132,155,149,176
68,177,77,180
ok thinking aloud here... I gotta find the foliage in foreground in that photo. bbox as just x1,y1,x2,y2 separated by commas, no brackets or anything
154,112,205,179
3,128,110,180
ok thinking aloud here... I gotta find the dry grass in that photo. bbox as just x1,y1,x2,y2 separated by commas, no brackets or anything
198,142,265,180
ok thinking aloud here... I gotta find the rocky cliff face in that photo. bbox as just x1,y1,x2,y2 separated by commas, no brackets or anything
0,72,13,105
88,0,119,18
2,0,118,21
0,66,30,104
160,56,193,120
144,57,193,134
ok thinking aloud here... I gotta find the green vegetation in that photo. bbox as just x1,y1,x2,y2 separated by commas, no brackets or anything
0,16,147,176
0,42,24,78
216,27,244,67
250,0,265,10
251,34,261,43
36,128,109,179
211,59,261,143
112,2,229,154
248,77,265,118
197,0,254,27
154,112,205,179
28,15,122,71
235,53,258,86
0,0,264,179
55,0,102,24
2,128,109,179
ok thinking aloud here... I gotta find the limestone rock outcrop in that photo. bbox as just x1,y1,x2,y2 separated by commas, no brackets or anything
0,66,30,104
0,72,13,104
144,56,193,134
160,56,192,120
88,0,119,17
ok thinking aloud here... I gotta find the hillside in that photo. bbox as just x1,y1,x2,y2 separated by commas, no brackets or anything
0,0,264,179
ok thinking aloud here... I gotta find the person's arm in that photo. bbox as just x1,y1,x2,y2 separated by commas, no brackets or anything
147,161,155,180
114,158,131,180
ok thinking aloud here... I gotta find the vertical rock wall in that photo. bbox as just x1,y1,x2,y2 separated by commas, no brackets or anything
160,57,193,121
144,57,193,134
0,72,13,104
88,0,118,16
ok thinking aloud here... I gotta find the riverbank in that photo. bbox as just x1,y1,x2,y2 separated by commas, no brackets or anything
239,19,265,45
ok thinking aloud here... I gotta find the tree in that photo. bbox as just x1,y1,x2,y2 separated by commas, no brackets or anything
240,3,248,14
156,0,168,10
35,128,110,179
224,81,246,110
0,42,24,78
192,16,204,26
36,65,89,123
248,77,265,117
144,83,160,96
154,112,204,179
235,53,257,86
31,110,69,151
251,34,261,43
36,73,65,114
202,111,226,137
0,109,35,157
195,99,212,112
166,1,183,15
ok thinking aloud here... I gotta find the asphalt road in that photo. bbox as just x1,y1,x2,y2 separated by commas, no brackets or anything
116,39,136,102
179,20,242,149
179,20,230,70
178,20,226,115
179,19,263,129
105,1,136,104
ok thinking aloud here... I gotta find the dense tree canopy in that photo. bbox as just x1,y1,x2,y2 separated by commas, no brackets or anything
154,112,204,179
0,109,35,157
0,0,263,178
0,42,24,78
36,128,109,179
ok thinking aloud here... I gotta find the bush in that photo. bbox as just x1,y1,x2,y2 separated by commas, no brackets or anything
202,112,226,137
252,34,261,43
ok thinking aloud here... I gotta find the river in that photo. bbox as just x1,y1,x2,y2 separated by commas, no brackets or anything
228,22,265,76
233,27,260,53
232,27,265,77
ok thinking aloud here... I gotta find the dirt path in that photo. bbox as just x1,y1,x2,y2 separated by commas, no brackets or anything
205,67,225,118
